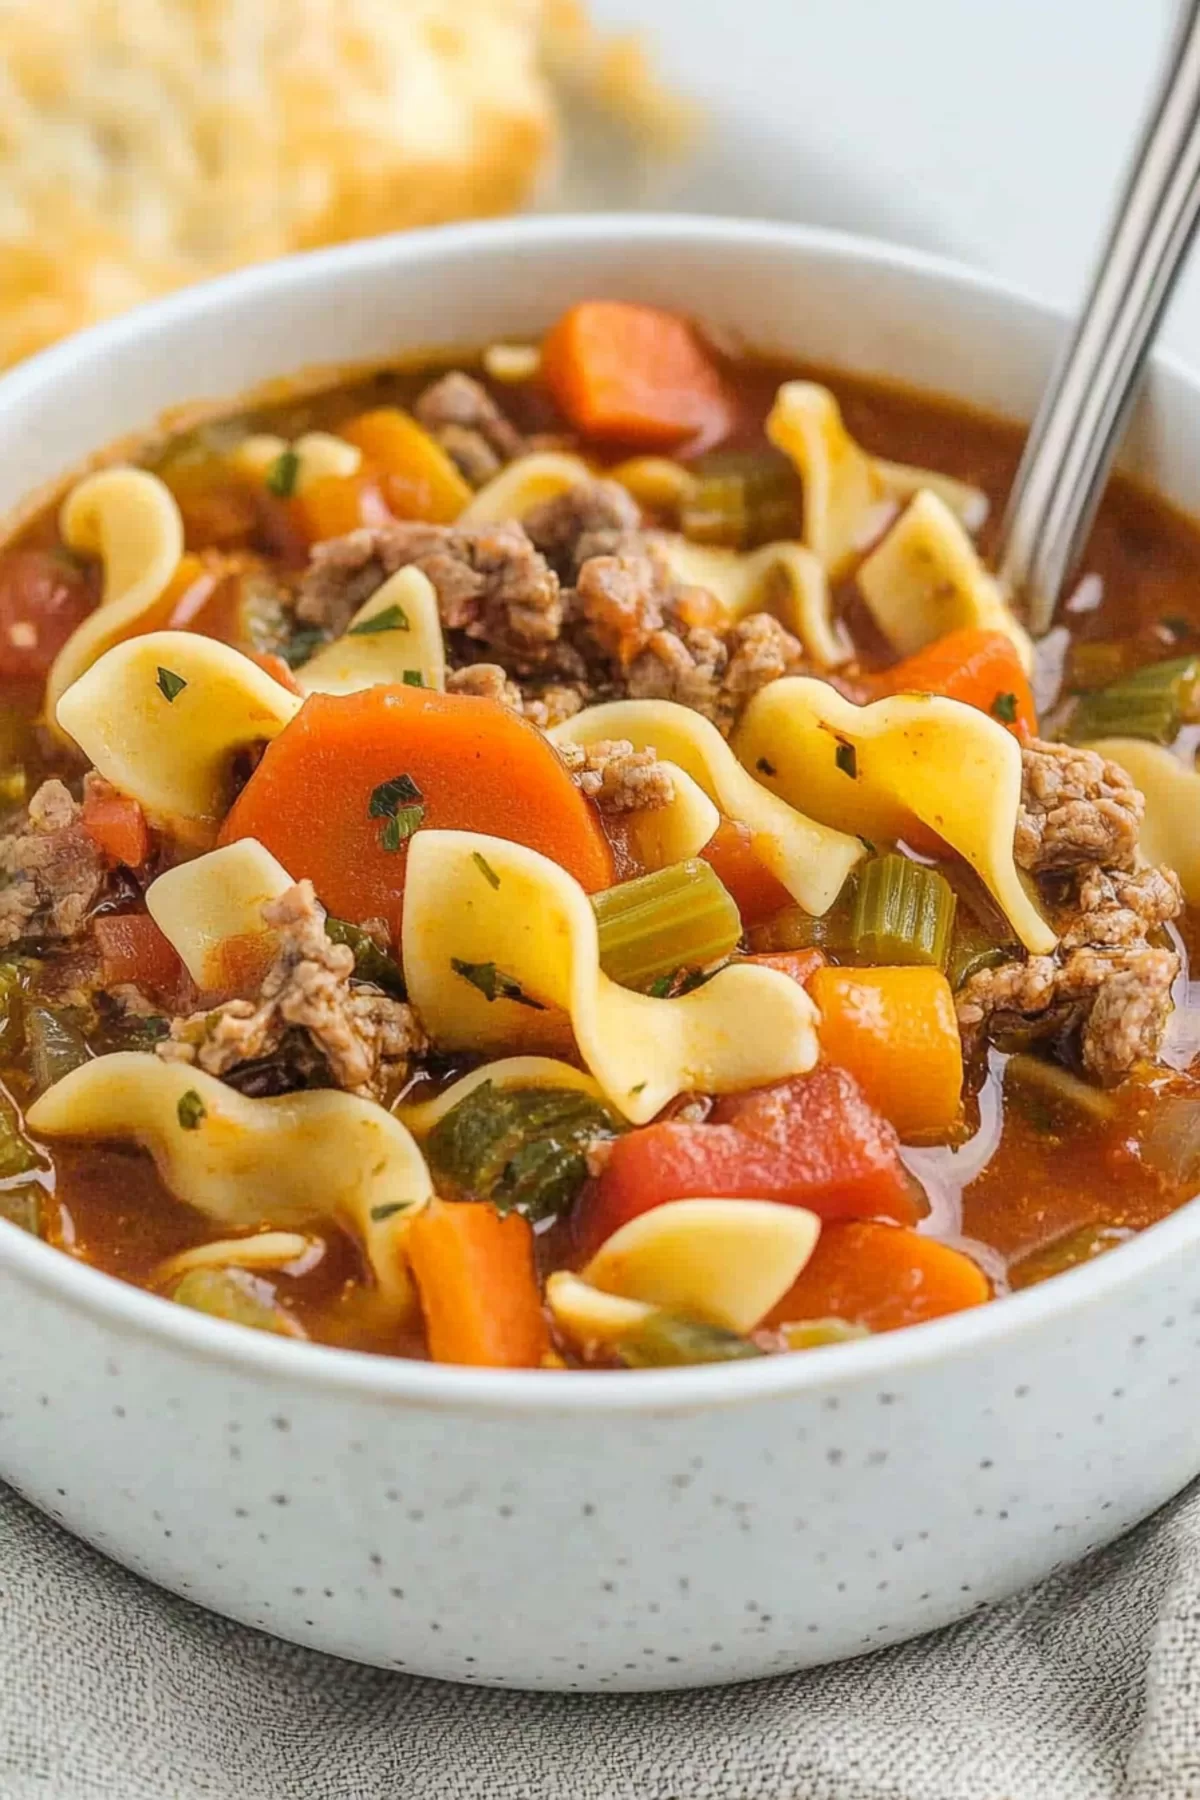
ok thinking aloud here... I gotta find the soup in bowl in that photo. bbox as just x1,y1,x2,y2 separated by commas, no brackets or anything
1,217,1199,1688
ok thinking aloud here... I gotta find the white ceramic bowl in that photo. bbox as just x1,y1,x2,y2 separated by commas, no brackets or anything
2,216,1200,1693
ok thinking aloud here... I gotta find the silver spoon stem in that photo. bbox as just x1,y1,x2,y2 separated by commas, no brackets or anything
999,0,1200,635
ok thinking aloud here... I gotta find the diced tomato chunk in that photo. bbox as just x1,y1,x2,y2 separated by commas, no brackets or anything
700,819,794,928
94,914,187,1005
739,949,825,987
81,785,151,868
0,550,95,678
575,1064,919,1259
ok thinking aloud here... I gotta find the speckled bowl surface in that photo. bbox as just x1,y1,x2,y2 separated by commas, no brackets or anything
1,216,1200,1692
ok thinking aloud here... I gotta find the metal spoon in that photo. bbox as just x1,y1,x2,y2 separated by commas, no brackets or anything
999,0,1200,635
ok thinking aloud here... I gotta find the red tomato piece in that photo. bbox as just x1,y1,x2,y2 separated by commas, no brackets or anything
0,550,95,678
576,1064,919,1259
93,914,187,1005
700,819,794,928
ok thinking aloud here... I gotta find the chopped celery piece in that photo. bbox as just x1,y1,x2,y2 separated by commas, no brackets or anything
779,1317,871,1350
592,859,741,992
426,1080,621,1224
26,1006,89,1096
1009,1223,1131,1291
1067,654,1200,745
616,1312,766,1368
171,1267,306,1337
747,880,859,957
1004,1054,1116,1128
0,1180,41,1234
0,961,25,1055
0,1096,41,1180
325,917,406,997
850,853,956,969
680,449,802,550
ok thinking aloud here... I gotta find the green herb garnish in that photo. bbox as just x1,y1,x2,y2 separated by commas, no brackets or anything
990,691,1018,724
266,447,300,498
368,772,425,852
472,851,501,890
450,959,544,1009
177,1090,207,1130
370,1201,409,1223
281,626,328,670
835,741,857,780
156,667,187,703
348,602,410,636
402,669,425,687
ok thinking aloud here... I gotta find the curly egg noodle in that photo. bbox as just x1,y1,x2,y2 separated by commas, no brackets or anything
24,366,1079,1352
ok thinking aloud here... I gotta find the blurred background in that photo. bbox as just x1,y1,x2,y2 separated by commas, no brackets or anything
1,0,1196,371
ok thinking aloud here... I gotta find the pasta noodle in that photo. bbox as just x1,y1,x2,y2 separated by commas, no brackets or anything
551,698,864,916
457,452,594,524
145,839,294,988
295,568,447,696
581,1197,821,1333
56,630,300,834
47,469,184,728
733,677,1056,953
766,382,988,577
856,489,1033,671
401,829,821,1123
27,1056,432,1310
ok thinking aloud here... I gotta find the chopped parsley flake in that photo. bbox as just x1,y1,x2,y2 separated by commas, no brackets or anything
755,756,777,777
647,974,674,999
176,1090,206,1130
370,1201,408,1223
401,669,425,687
472,850,501,890
990,691,1018,724
859,836,876,854
835,741,858,780
265,447,300,498
281,626,327,669
369,772,425,850
450,958,545,1009
348,602,410,636
156,666,187,703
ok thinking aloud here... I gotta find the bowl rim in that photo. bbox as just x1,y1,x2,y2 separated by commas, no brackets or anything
2,208,1197,1416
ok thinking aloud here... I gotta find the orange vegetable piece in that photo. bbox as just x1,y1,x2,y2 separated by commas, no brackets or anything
809,965,963,1140
244,651,301,694
217,685,615,941
877,627,1037,740
741,949,825,988
93,914,186,1005
765,1220,990,1335
341,409,471,523
408,1198,550,1368
541,301,733,449
81,785,151,868
293,472,391,545
700,819,794,928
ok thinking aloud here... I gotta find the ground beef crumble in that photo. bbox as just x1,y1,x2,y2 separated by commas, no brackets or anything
158,880,425,1102
413,371,524,487
524,480,643,580
445,664,583,729
0,779,106,949
556,739,676,813
958,742,1184,1082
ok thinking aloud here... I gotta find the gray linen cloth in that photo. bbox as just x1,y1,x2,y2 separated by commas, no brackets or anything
4,1480,1200,1799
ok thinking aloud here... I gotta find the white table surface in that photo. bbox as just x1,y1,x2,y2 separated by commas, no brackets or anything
591,0,1200,364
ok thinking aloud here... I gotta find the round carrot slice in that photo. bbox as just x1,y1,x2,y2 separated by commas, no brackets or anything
218,685,614,941
765,1219,990,1335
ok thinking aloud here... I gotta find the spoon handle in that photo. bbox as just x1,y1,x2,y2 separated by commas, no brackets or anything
999,0,1200,635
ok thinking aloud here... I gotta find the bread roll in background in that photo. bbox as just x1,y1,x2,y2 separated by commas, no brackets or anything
0,0,689,370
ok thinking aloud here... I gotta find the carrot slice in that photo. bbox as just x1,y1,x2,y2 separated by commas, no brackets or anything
809,965,963,1139
93,913,185,1003
877,627,1036,739
765,1219,990,1334
541,301,733,449
408,1198,550,1368
340,409,471,523
700,819,794,928
218,685,615,940
81,785,151,868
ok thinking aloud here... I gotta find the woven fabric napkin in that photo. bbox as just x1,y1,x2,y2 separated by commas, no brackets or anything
4,1478,1200,1800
